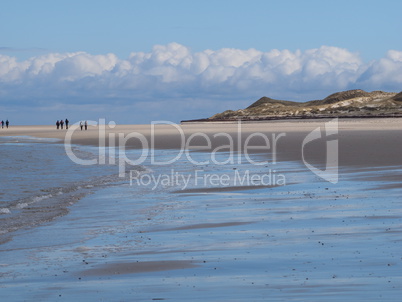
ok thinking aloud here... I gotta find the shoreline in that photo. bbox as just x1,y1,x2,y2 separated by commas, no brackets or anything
1,118,402,300
1,118,401,168
1,140,401,300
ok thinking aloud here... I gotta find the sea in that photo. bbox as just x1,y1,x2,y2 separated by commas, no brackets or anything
0,136,130,243
1,135,402,301
0,135,294,244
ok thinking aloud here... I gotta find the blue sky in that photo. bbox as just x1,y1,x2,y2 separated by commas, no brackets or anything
1,0,401,125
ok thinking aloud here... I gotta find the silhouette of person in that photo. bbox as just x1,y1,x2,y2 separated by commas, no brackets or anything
1,120,3,128
84,121,88,130
80,121,83,131
5,120,9,128
60,119,64,129
56,120,60,129
65,118,69,129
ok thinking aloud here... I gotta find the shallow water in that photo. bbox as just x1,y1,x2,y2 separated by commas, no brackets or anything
0,136,143,243
0,138,402,301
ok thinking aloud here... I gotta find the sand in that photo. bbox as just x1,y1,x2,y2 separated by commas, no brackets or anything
1,118,401,167
80,260,199,277
1,118,402,300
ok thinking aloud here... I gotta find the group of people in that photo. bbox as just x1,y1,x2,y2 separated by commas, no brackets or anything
1,120,9,128
80,121,88,131
56,119,88,130
56,119,69,129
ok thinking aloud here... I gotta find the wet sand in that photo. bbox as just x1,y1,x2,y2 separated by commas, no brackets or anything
1,118,402,300
80,260,199,277
1,118,401,167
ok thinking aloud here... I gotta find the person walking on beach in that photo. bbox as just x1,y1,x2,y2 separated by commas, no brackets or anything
84,120,88,130
5,120,9,128
65,118,69,129
56,120,60,129
1,120,3,129
60,119,64,129
80,121,83,131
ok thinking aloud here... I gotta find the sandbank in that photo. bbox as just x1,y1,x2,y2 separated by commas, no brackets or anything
1,118,401,167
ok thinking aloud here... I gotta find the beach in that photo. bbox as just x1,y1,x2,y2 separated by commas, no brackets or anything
0,118,402,301
2,118,402,165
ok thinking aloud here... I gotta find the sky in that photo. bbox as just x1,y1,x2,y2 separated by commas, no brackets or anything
1,0,402,125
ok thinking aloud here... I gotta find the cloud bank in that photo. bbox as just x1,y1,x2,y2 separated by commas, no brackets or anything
1,43,401,123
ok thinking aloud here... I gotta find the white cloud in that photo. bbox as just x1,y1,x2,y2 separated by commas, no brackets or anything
51,52,118,81
357,50,402,87
0,43,401,123
0,55,30,81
